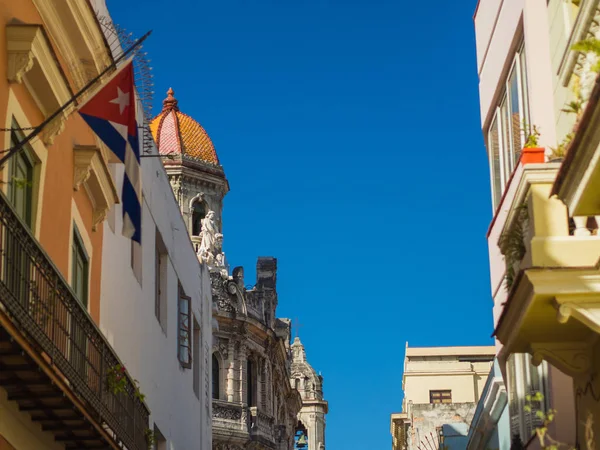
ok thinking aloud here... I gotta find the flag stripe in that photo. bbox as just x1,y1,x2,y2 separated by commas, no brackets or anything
77,62,142,243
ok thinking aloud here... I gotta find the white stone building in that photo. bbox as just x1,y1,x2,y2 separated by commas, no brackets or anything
290,337,328,450
92,3,213,449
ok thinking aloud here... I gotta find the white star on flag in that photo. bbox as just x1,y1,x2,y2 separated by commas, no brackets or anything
110,87,130,115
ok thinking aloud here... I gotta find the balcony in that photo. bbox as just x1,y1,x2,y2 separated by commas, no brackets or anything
211,400,280,446
212,399,247,431
249,406,275,444
493,163,600,377
0,191,149,449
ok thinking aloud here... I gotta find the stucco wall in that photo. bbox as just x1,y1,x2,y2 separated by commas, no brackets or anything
403,358,493,405
100,153,213,450
406,403,476,450
404,373,485,405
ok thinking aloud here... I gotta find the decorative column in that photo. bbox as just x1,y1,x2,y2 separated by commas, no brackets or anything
239,343,247,405
226,340,236,402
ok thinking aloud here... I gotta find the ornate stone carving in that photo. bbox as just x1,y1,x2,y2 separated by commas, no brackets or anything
41,115,66,146
7,51,34,83
213,337,230,359
213,402,242,420
531,342,592,376
74,164,92,191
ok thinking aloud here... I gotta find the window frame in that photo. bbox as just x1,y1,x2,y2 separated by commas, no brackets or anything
71,224,89,308
8,125,34,228
486,43,530,210
155,228,168,331
429,390,452,404
192,318,200,399
177,283,192,369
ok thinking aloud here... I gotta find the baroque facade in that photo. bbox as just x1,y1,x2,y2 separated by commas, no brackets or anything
291,337,328,450
151,89,327,449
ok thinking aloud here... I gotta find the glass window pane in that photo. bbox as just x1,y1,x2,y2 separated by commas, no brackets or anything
72,231,88,307
488,117,502,207
508,67,522,168
500,98,512,178
519,48,529,128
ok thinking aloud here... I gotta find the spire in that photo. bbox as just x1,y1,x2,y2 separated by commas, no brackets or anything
292,337,306,362
162,87,179,112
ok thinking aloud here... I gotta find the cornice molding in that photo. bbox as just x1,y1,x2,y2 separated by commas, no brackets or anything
6,24,72,145
73,145,119,231
31,0,112,90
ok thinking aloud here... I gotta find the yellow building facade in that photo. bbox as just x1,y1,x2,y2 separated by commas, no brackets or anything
475,0,600,446
390,345,495,450
0,1,149,449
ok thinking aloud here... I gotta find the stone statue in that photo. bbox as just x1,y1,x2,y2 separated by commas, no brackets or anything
198,211,217,263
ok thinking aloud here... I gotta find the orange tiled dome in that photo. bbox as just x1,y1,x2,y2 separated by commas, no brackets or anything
150,88,219,164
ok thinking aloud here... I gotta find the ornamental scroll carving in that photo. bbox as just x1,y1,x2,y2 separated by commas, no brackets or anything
212,402,242,421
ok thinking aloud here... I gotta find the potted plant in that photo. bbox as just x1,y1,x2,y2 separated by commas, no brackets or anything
549,132,574,163
520,124,545,164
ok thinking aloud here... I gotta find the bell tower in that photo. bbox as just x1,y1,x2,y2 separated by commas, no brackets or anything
150,88,229,250
291,337,328,450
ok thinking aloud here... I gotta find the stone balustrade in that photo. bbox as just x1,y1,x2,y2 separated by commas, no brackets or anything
212,400,247,431
249,406,275,442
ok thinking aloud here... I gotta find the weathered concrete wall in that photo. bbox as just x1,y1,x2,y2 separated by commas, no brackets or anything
406,402,476,450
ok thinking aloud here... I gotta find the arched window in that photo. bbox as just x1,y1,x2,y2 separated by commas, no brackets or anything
192,201,206,236
212,354,220,400
247,359,257,406
294,421,308,449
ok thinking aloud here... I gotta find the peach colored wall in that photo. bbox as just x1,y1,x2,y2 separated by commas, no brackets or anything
0,1,107,322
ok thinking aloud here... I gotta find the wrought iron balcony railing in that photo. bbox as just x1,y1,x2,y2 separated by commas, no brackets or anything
0,190,149,450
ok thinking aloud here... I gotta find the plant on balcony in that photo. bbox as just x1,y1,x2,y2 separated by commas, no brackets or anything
550,132,574,161
524,392,594,450
106,364,128,395
523,124,541,148
144,428,156,449
134,379,146,402
572,38,600,73
499,203,528,290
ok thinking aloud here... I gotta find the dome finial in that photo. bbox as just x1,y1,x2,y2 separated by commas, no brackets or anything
162,87,179,112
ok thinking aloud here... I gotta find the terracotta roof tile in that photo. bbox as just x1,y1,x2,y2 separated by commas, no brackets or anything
150,88,219,164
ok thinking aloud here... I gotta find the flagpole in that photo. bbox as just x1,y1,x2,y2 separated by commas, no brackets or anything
0,29,152,167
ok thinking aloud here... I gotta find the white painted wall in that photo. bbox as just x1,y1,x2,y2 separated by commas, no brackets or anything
100,152,212,450
89,2,213,448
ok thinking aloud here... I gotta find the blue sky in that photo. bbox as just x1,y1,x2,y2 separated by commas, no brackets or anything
107,0,492,448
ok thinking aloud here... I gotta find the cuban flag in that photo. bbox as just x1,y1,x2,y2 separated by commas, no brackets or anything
78,61,142,243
